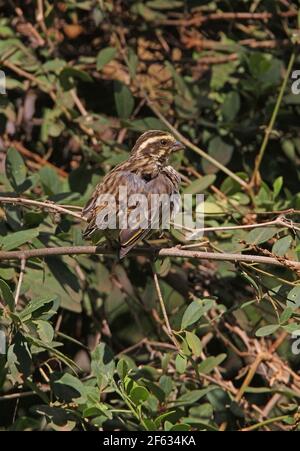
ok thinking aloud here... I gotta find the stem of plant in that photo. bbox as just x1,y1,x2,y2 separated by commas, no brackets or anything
146,97,249,189
251,51,296,187
152,265,181,351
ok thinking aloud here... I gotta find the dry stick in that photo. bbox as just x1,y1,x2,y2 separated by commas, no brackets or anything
146,99,248,190
14,258,26,306
185,38,291,51
69,89,98,146
0,196,84,221
0,245,299,270
173,216,300,235
159,10,298,26
152,267,181,351
0,391,38,402
15,6,44,46
251,51,296,187
261,393,282,419
235,353,270,403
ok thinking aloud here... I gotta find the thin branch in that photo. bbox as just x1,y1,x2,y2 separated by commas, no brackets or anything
2,196,300,232
0,196,84,221
152,265,181,350
251,51,296,187
158,10,298,26
146,98,249,189
0,245,299,271
173,216,300,235
240,415,291,432
14,258,26,306
235,353,270,403
0,391,37,402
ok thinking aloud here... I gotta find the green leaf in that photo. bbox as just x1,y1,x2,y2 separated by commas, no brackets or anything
170,423,190,431
0,279,14,311
117,358,128,381
248,53,281,88
128,117,167,132
247,227,277,245
176,387,216,405
114,81,134,119
0,229,39,251
184,175,216,194
181,299,213,329
175,354,187,374
0,267,14,281
282,323,300,334
96,47,117,70
5,148,27,192
256,324,280,337
24,260,81,313
34,405,77,430
273,176,283,199
272,236,292,256
154,410,176,427
202,201,224,215
130,386,150,405
159,375,173,396
287,287,300,309
221,91,240,121
7,332,32,384
26,335,78,371
39,166,65,195
91,343,115,387
59,67,92,91
127,48,138,78
279,307,293,324
197,354,227,374
19,297,59,322
211,60,238,90
281,139,295,161
33,320,54,343
202,137,233,174
185,331,202,356
51,373,85,402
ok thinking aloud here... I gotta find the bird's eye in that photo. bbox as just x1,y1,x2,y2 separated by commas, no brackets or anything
160,139,167,146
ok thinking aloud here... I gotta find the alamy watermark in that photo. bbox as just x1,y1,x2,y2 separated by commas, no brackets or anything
291,70,300,95
94,188,205,240
0,329,6,354
0,70,6,95
291,330,300,355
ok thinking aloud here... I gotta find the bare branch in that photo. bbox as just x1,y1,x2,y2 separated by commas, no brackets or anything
0,196,84,221
152,265,181,350
0,245,299,272
14,257,26,306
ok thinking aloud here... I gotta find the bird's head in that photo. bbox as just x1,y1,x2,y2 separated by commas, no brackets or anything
131,130,185,166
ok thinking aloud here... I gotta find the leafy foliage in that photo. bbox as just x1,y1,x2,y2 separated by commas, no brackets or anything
0,0,300,432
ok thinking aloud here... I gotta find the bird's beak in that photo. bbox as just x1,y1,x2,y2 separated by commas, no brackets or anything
172,140,185,152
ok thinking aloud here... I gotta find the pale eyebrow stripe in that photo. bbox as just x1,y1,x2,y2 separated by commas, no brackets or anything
137,135,173,151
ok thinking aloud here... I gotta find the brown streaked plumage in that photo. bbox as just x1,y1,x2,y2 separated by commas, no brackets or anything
82,130,184,258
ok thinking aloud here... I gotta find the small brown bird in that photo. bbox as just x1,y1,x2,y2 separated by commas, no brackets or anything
82,130,184,258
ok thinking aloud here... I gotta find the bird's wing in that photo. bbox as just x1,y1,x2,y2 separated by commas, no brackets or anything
119,171,180,258
82,171,147,238
83,169,180,257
